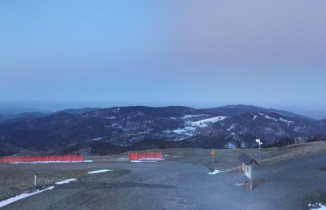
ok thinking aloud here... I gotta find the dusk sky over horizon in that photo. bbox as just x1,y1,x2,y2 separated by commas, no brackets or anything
1,1,326,108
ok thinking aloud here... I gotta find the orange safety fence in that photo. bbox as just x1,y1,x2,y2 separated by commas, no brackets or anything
0,155,84,163
128,152,163,161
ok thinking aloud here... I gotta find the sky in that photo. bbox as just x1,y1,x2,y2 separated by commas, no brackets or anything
1,0,326,109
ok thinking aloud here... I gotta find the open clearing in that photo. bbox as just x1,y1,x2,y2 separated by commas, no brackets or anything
1,141,326,209
88,141,326,171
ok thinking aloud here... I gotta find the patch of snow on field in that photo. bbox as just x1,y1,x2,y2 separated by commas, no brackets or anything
137,130,149,135
279,118,294,126
88,169,112,174
208,170,223,175
190,116,227,127
162,130,172,134
84,160,93,162
105,116,116,120
224,142,237,149
259,113,278,121
235,183,244,187
0,186,54,208
182,114,208,119
253,114,257,120
55,178,77,185
308,203,326,210
90,137,103,141
173,126,196,136
259,114,294,126
227,124,235,131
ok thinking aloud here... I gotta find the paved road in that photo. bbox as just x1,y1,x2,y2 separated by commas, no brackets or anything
2,154,326,210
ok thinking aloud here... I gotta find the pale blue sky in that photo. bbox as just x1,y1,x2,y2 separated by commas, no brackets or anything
1,0,326,108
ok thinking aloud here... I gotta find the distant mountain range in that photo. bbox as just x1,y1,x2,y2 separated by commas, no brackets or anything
0,105,325,156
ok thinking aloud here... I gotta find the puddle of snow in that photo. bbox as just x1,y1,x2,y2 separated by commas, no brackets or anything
55,178,77,185
208,170,224,175
83,160,93,162
0,186,54,208
88,169,112,174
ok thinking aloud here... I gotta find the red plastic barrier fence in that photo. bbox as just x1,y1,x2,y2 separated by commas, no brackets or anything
128,152,163,161
128,153,138,161
0,155,84,163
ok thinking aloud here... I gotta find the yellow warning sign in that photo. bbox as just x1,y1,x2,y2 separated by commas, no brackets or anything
211,150,215,158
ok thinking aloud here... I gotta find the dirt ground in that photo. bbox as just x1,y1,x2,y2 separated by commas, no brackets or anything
87,141,326,171
2,153,326,209
0,165,129,200
1,141,326,208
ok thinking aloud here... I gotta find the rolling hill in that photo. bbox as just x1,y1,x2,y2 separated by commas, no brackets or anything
0,105,325,155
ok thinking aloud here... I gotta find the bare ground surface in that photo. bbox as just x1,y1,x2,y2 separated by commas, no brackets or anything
88,141,326,171
1,141,326,209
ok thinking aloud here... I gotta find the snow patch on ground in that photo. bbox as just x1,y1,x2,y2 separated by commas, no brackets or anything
162,130,172,134
90,137,103,141
84,160,93,162
172,116,227,136
130,157,163,162
279,118,294,126
105,116,116,120
0,186,54,208
227,124,235,131
259,113,294,126
55,178,77,185
224,142,237,149
173,126,196,136
264,127,275,134
137,130,149,135
208,170,224,175
182,114,208,119
111,123,125,130
226,132,241,141
259,113,278,121
252,114,257,120
189,116,227,128
308,203,326,210
88,169,112,174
